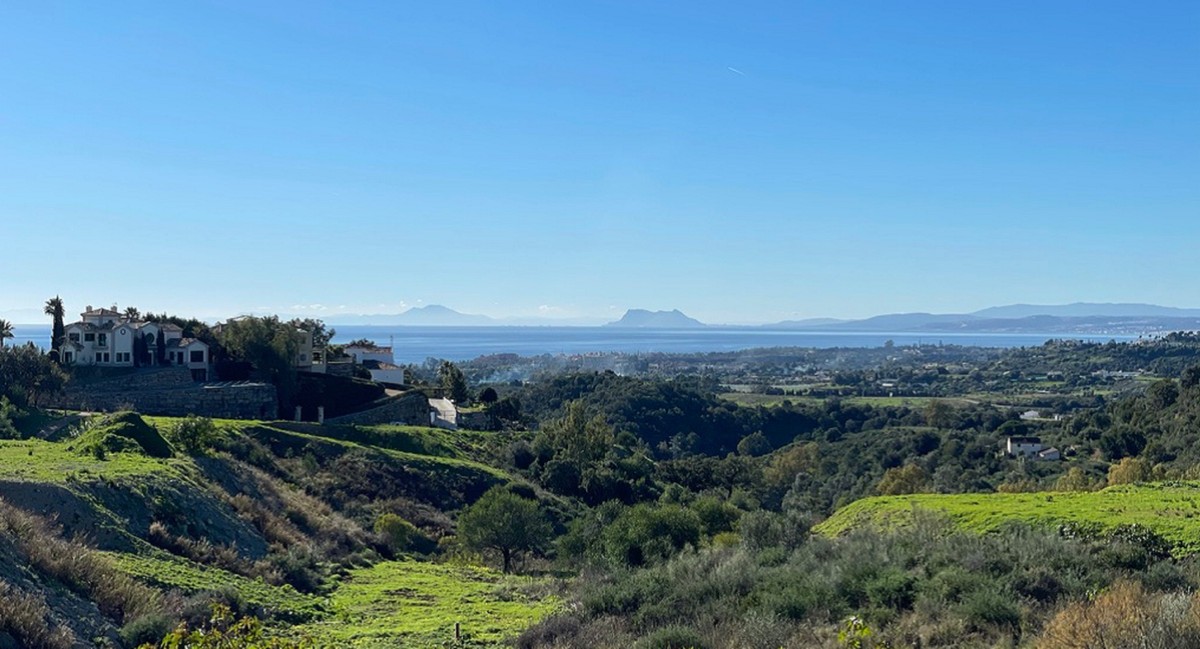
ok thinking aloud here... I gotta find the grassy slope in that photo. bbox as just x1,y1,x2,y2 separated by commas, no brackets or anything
0,438,183,482
294,560,558,648
108,552,325,622
0,414,554,646
816,482,1200,554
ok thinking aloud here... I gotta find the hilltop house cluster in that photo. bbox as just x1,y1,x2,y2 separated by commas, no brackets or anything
61,306,326,382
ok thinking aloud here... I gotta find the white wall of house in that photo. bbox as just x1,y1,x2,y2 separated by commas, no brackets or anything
347,346,395,365
1006,437,1043,457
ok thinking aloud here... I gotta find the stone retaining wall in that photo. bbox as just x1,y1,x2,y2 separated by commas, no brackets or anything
48,368,278,419
324,391,430,426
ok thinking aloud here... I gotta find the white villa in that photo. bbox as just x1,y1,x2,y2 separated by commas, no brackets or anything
1003,435,1061,462
345,344,394,366
62,306,212,380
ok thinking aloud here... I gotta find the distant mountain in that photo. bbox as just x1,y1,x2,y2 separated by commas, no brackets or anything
606,309,705,328
826,312,979,331
972,303,1200,319
393,305,494,326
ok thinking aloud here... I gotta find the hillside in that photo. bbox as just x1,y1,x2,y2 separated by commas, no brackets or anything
0,411,558,647
816,482,1200,555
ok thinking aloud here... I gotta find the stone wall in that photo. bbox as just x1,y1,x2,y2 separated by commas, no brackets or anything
48,368,278,419
324,391,430,426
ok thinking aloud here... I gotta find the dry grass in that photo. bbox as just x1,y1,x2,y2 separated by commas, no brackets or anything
0,497,162,623
0,579,75,649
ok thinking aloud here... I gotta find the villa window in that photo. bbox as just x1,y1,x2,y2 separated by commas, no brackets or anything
68,333,80,343
190,350,204,363
98,334,107,347
84,333,95,342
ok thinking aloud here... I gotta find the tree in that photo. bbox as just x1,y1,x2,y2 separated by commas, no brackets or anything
123,306,141,321
1107,456,1153,485
287,318,335,348
155,328,166,365
44,296,65,353
736,431,772,456
0,343,67,407
0,320,12,348
457,487,550,573
600,503,702,567
439,361,470,404
1055,467,1101,492
876,464,931,495
219,316,302,418
346,338,374,348
478,386,499,404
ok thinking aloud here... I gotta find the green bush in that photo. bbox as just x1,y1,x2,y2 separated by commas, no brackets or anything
120,612,174,647
73,412,173,458
864,569,916,610
958,588,1020,631
636,625,706,649
602,504,701,567
169,415,217,454
374,513,420,553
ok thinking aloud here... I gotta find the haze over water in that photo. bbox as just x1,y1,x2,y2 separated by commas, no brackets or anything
10,325,1137,365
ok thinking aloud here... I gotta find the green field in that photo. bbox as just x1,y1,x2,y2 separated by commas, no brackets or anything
816,482,1200,555
718,392,974,408
293,560,559,648
0,438,184,482
109,552,326,622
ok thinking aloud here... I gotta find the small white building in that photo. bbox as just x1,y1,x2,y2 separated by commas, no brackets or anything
1005,436,1044,458
1037,447,1062,461
345,344,394,366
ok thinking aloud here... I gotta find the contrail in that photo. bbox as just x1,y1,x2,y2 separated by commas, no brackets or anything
727,66,746,76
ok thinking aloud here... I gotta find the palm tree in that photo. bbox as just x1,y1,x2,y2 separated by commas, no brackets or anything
124,306,141,321
0,319,13,348
44,296,65,350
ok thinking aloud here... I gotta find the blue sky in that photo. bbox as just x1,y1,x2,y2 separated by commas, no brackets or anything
1,1,1196,324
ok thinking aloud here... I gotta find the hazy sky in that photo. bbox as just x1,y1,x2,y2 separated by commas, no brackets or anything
1,2,1196,324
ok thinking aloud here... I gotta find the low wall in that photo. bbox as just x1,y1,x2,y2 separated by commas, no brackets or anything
47,382,278,420
47,369,278,419
324,391,429,426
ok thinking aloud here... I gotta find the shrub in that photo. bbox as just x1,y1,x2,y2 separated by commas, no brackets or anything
602,504,701,567
374,513,420,554
636,625,706,649
170,415,218,454
1037,580,1200,649
865,569,916,611
958,588,1021,631
120,612,174,647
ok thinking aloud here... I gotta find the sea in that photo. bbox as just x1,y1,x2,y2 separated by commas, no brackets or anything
8,325,1138,365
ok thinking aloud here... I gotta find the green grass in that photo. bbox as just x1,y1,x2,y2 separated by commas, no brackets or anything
816,482,1200,555
108,552,325,622
0,438,182,482
292,560,559,648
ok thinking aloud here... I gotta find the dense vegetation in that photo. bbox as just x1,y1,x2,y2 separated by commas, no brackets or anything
3,334,1200,647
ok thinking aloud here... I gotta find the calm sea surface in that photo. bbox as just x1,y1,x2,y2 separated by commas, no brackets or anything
10,324,1137,365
